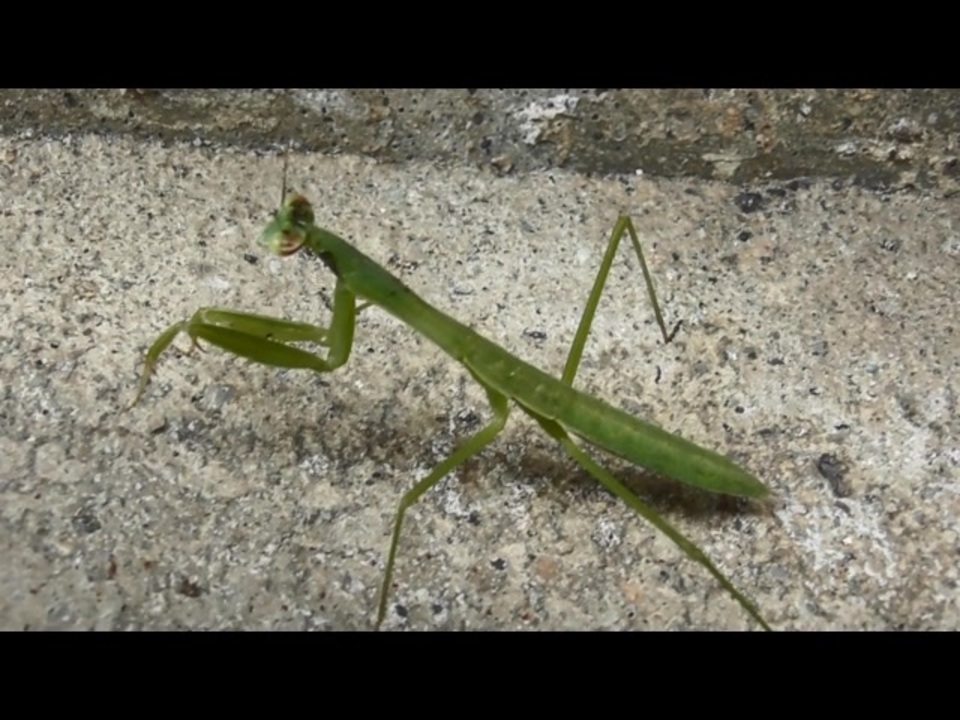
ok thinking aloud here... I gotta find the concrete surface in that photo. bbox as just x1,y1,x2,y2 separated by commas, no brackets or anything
2,89,958,190
0,132,957,630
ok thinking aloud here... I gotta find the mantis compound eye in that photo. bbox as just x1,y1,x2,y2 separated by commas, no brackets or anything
284,193,315,226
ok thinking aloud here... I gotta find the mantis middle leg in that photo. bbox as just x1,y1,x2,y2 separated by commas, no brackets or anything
376,385,510,629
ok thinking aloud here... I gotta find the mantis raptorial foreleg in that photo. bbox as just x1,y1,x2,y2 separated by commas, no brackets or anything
378,385,510,628
132,279,357,407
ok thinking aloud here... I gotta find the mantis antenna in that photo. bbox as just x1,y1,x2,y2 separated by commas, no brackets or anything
280,151,289,205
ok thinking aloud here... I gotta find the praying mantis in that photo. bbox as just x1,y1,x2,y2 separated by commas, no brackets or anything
132,171,773,630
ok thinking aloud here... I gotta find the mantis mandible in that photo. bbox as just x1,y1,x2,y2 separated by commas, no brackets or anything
132,175,773,630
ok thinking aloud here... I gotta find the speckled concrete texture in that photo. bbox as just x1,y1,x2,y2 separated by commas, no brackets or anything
2,89,958,191
0,134,956,630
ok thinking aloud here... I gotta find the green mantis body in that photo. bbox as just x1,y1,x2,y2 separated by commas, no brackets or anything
134,190,772,630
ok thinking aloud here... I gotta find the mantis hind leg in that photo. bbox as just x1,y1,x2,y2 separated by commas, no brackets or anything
561,215,681,387
131,278,357,407
377,385,510,629
519,404,771,630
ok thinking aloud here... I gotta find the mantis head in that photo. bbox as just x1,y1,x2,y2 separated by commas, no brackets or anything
258,193,316,257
